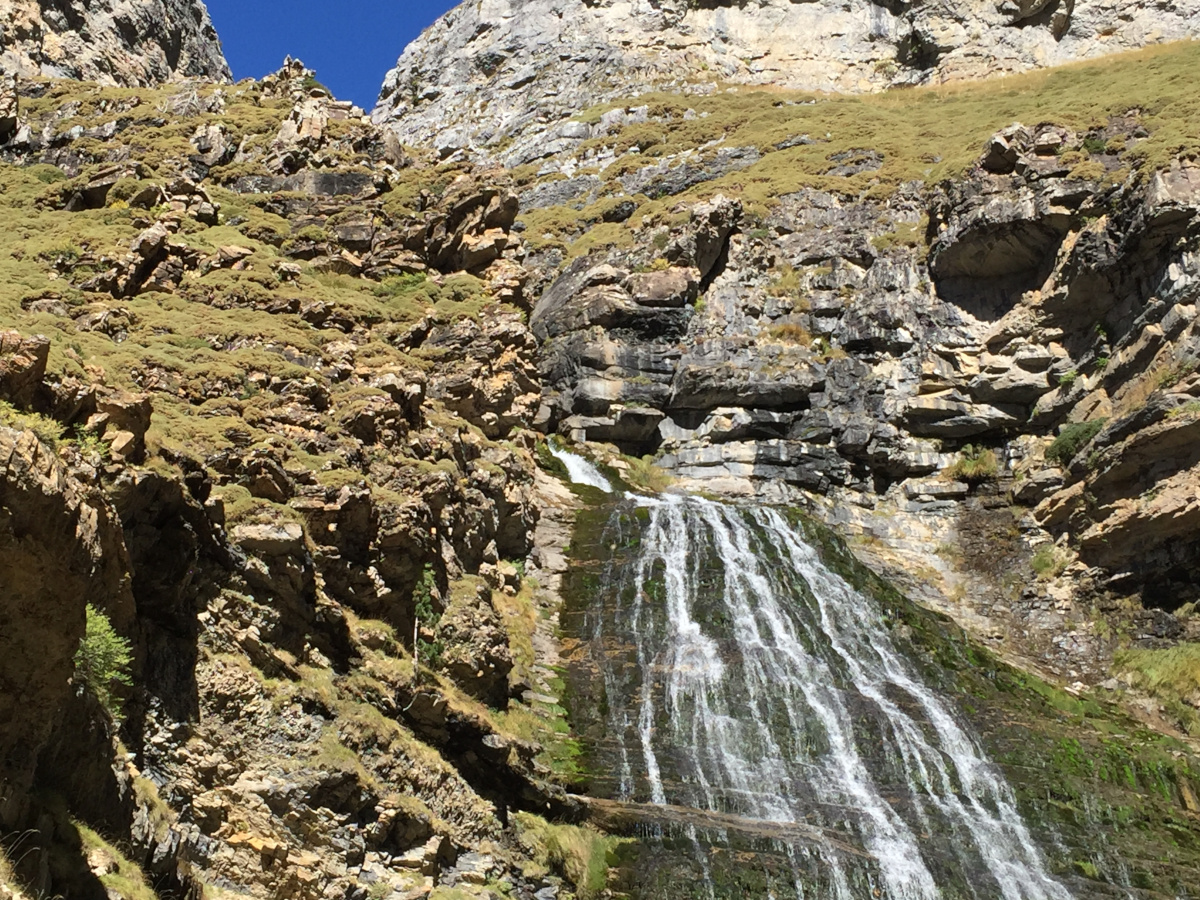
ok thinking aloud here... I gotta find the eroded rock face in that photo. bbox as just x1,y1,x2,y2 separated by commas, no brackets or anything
529,112,1200,678
374,0,1200,164
0,427,128,826
0,0,231,87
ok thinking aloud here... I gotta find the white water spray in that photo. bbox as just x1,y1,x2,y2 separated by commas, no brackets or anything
573,494,1073,900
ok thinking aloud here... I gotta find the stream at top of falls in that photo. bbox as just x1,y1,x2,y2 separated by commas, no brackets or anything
551,450,1072,900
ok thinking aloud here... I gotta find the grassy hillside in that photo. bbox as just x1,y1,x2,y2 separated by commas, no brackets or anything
517,40,1200,250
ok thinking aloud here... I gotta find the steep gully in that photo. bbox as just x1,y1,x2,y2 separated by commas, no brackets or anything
553,450,1069,899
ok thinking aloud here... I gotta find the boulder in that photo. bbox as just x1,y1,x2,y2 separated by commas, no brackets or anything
624,267,700,308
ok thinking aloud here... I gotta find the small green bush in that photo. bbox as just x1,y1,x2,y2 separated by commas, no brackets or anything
1045,419,1108,467
413,563,444,670
29,164,68,184
300,75,332,96
107,177,144,204
1031,545,1067,579
0,400,65,447
74,604,134,720
372,273,427,298
945,444,999,483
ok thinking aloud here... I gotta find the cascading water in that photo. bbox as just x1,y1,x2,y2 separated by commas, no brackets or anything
547,443,616,492
562,484,1074,900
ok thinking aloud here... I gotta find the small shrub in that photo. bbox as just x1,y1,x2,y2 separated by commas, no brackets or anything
1031,545,1067,579
765,322,812,344
69,426,112,462
766,265,801,297
288,224,329,243
413,563,444,671
1045,419,1107,467
107,177,143,204
624,455,674,493
75,604,134,721
945,444,999,483
300,75,332,96
1057,369,1078,387
0,400,65,447
1082,135,1108,155
513,812,621,900
1156,358,1197,390
29,163,68,184
372,272,427,298
1094,356,1109,370
1067,160,1107,182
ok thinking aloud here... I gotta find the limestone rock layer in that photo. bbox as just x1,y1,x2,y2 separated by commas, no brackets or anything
373,0,1200,165
0,0,230,86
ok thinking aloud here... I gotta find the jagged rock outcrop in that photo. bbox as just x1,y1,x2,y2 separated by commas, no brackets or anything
374,0,1200,164
0,0,230,86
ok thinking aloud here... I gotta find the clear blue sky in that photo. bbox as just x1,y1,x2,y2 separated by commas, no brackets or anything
204,0,460,110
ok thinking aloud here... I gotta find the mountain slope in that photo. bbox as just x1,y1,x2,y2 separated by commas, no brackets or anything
372,0,1200,166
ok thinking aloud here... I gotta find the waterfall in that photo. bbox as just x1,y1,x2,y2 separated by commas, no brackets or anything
547,443,615,492
568,492,1073,900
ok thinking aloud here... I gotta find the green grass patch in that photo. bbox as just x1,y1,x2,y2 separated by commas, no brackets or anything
513,812,624,899
1046,419,1108,467
945,444,999,483
1115,644,1200,736
75,822,158,900
1031,545,1068,580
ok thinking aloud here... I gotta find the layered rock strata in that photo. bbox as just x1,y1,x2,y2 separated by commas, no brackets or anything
529,110,1200,684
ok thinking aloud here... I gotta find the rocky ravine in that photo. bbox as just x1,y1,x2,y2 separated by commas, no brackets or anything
374,0,1200,165
0,0,230,86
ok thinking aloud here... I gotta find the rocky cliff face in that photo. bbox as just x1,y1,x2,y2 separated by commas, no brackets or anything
373,0,1200,165
519,43,1200,689
0,0,230,86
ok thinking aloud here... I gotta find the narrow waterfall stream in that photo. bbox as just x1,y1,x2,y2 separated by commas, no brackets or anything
555,453,1073,900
